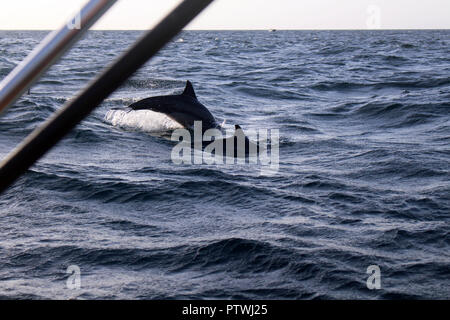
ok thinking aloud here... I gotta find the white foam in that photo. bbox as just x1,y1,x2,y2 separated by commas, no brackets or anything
104,108,184,133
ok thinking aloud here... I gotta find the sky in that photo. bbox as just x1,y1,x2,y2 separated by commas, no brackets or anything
0,0,449,30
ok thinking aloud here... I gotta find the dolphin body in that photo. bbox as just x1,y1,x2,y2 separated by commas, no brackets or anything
182,125,263,158
203,125,263,158
128,81,218,131
127,81,262,157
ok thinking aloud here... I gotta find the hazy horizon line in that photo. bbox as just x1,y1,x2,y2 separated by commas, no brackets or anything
1,28,449,31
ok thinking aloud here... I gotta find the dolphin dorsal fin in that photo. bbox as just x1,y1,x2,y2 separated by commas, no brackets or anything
234,125,246,138
182,81,197,99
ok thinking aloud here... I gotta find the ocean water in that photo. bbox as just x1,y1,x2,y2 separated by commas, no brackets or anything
0,30,449,299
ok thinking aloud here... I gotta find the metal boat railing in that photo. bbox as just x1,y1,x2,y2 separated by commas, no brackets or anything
0,0,118,115
0,0,215,194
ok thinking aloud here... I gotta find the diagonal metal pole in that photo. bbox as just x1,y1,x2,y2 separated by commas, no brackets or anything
0,0,118,115
0,0,215,194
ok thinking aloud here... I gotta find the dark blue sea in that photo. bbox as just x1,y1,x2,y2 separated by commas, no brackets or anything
0,30,449,299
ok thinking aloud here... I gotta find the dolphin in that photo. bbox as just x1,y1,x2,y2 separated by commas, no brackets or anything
199,125,264,158
128,81,218,131
124,82,264,158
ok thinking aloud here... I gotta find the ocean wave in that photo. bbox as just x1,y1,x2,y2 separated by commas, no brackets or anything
123,78,183,90
400,43,416,49
66,127,104,144
20,168,313,207
309,100,448,129
382,55,409,63
311,77,450,91
5,238,295,275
